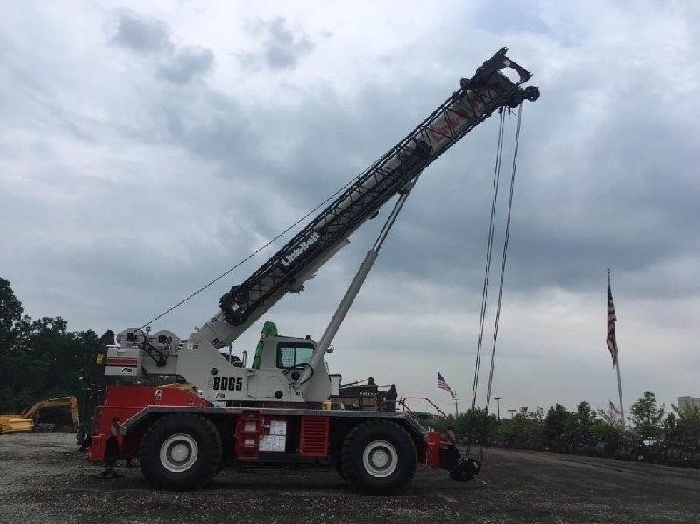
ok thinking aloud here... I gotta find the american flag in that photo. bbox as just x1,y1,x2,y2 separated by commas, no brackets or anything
607,280,618,368
437,372,454,397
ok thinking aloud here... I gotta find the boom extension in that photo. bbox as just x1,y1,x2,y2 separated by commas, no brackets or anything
210,48,538,350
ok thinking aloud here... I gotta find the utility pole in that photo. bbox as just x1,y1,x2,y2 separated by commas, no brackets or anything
494,397,502,420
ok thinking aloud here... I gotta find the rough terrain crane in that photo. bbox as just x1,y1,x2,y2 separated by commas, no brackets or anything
87,48,539,494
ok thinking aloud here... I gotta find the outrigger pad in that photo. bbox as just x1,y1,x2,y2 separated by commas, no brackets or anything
450,458,481,482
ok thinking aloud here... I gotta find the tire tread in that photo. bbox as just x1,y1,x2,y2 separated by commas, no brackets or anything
139,413,222,491
340,419,416,495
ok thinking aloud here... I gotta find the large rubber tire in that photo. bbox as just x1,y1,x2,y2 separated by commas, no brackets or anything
340,420,417,495
333,452,347,479
139,414,222,491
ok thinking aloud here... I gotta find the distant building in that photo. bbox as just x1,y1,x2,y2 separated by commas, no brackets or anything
677,396,700,409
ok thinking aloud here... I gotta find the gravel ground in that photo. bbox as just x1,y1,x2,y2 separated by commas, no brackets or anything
1,433,699,524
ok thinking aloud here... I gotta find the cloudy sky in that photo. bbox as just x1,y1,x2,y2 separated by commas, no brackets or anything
1,1,698,417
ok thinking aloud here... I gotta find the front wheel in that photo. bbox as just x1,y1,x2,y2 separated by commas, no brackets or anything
139,414,222,491
340,420,416,494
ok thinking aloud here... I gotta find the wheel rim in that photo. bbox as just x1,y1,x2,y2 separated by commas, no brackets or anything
160,433,198,473
362,439,398,478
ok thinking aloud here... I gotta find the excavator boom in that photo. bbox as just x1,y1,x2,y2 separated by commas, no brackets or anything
0,396,78,434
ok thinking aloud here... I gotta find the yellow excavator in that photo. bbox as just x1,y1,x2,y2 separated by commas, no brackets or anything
0,396,79,434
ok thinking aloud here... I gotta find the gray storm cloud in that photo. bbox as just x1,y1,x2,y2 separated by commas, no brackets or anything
111,10,214,84
238,17,316,71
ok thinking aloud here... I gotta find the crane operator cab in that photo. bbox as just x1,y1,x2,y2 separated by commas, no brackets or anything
245,328,337,405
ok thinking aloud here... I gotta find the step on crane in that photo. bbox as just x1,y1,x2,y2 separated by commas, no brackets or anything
86,48,539,494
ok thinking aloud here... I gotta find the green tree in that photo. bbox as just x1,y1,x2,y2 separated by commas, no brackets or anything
0,277,24,355
663,412,677,440
629,391,665,439
0,278,93,413
497,407,545,450
543,404,572,448
573,401,597,439
433,407,499,444
672,403,700,441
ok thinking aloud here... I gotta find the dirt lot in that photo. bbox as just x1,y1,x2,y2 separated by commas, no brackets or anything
1,433,699,524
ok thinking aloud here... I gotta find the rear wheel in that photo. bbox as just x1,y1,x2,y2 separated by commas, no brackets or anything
139,414,222,491
340,420,416,494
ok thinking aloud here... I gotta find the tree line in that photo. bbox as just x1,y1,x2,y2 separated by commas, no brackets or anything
436,394,700,444
431,395,700,467
0,278,101,416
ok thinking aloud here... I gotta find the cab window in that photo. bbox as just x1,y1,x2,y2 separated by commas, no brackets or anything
276,343,314,368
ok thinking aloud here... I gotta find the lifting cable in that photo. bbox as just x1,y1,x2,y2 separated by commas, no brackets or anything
485,103,523,412
470,110,506,414
469,103,524,464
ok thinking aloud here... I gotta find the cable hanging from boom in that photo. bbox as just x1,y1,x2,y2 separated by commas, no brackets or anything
468,103,524,464
485,103,523,409
471,109,506,413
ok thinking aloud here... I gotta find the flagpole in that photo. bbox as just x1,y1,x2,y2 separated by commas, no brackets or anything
616,352,625,427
